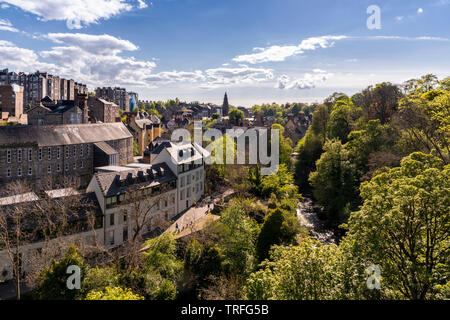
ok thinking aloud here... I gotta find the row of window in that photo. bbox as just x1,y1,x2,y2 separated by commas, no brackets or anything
105,183,177,208
180,182,203,200
180,169,203,187
4,145,91,164
177,161,203,174
4,161,85,178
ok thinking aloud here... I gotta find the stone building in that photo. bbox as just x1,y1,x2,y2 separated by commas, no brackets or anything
0,84,27,124
0,122,134,189
95,87,129,111
27,91,89,126
0,69,87,108
87,96,120,123
126,112,162,156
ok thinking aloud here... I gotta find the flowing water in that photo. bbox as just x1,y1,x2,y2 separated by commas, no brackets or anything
297,197,337,244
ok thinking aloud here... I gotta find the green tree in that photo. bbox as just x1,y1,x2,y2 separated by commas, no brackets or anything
260,164,298,200
33,245,87,300
309,140,357,223
85,286,144,300
343,152,450,299
256,208,301,261
328,101,352,143
272,123,293,168
215,202,260,279
245,238,344,300
228,108,245,126
81,267,120,297
124,233,182,300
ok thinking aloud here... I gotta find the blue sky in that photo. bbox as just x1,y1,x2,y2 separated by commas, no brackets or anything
1,0,450,107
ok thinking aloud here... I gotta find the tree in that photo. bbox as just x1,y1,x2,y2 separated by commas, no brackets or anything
215,203,260,279
343,152,450,299
260,164,298,200
245,238,343,300
272,123,293,168
309,140,357,223
0,180,98,300
228,108,245,126
81,267,120,297
396,93,449,164
85,286,144,300
256,208,301,261
294,127,324,190
311,104,330,144
33,245,88,300
126,233,181,300
328,101,352,143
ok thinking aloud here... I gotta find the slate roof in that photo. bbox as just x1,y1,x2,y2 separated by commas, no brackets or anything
150,141,210,165
0,122,132,146
94,162,176,197
94,141,119,156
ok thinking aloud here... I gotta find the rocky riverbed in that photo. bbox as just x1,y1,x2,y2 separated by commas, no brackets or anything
296,197,337,244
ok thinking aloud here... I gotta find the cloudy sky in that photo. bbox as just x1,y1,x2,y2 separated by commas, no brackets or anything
1,0,450,107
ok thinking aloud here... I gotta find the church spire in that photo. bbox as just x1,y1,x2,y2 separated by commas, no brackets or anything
222,92,229,116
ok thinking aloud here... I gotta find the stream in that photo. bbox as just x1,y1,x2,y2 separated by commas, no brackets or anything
296,197,337,244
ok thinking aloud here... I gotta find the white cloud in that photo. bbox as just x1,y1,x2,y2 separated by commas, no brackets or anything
44,33,138,55
417,8,424,14
0,0,147,28
0,18,18,32
276,71,333,90
232,35,347,64
396,16,404,21
0,3,9,8
145,70,205,83
201,66,274,89
0,40,57,71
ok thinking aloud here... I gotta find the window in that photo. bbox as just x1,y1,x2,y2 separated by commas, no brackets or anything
6,150,11,163
17,149,22,163
73,145,76,158
47,165,51,174
109,214,115,226
57,164,61,172
86,144,90,156
47,147,51,160
28,149,32,162
80,160,84,169
165,200,168,208
80,146,83,157
38,148,42,161
187,187,191,198
123,211,127,223
65,176,69,184
107,230,114,246
6,168,11,177
57,147,61,159
73,162,76,170
65,146,69,158
187,175,191,185
180,190,185,201
28,167,32,176
65,163,69,172
18,167,22,177
180,176,185,187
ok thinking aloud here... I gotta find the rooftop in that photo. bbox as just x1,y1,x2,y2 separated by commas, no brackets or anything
0,122,132,147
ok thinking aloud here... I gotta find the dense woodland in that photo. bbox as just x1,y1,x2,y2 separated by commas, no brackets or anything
4,74,448,300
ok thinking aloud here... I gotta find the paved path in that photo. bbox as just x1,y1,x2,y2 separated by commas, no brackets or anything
167,188,234,236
